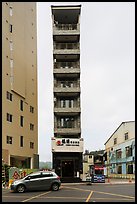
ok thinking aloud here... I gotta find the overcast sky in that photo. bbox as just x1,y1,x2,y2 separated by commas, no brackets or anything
37,2,135,162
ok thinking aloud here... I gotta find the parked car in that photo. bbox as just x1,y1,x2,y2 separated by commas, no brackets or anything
10,171,61,193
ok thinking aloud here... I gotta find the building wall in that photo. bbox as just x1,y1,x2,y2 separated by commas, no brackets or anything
51,5,83,180
105,121,135,178
2,2,39,168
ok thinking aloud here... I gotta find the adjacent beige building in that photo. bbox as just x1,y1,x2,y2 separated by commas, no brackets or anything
2,2,39,169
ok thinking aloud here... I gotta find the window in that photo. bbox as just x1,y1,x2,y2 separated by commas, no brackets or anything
7,113,12,122
20,100,23,111
20,116,24,127
114,138,117,145
127,164,133,174
10,41,13,50
30,106,34,113
9,7,13,16
30,123,34,130
6,91,12,101
30,142,34,149
125,146,132,157
60,99,74,108
61,81,73,88
9,24,13,33
117,165,122,174
116,149,122,159
20,136,23,147
7,136,12,144
125,132,128,140
60,117,75,128
42,173,53,178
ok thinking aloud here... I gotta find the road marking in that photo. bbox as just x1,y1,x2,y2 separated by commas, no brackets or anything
90,197,135,201
21,191,51,202
93,190,135,199
86,191,93,202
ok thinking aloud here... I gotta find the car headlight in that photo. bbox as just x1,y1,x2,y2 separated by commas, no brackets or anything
12,180,18,185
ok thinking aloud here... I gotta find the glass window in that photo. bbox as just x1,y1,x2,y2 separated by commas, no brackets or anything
30,106,34,113
20,100,23,111
30,142,34,149
125,132,128,140
9,24,13,33
20,136,23,147
9,7,13,16
30,123,34,130
7,136,12,144
127,164,133,174
125,146,132,157
7,91,12,101
10,41,13,50
7,113,12,122
116,149,122,159
114,138,117,145
20,116,24,127
117,165,122,174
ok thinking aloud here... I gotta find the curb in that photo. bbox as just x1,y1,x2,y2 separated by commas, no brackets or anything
62,181,135,185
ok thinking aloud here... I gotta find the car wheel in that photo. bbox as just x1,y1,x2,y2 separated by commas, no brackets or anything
51,183,59,191
17,184,25,193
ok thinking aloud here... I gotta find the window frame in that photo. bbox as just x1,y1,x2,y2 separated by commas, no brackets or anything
7,136,12,144
20,136,24,147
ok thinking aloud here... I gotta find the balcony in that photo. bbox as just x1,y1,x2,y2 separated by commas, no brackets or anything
54,62,80,77
53,43,80,55
54,127,81,134
54,87,80,97
53,23,80,35
54,107,81,116
51,137,83,153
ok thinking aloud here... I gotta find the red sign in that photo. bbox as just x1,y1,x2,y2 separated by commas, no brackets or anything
94,166,104,170
56,140,61,145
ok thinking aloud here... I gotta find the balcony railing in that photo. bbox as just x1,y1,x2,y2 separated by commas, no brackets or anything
55,24,78,31
54,43,80,50
54,62,79,69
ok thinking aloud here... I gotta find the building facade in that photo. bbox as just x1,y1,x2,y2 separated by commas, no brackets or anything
2,2,39,169
104,121,135,179
83,150,105,180
51,5,84,182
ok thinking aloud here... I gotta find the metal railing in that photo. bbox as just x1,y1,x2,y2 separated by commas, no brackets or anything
54,23,78,31
54,43,79,50
54,62,79,69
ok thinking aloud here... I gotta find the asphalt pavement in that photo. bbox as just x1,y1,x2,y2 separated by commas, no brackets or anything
62,178,135,185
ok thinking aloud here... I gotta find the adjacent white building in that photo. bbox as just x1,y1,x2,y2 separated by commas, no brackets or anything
104,121,135,179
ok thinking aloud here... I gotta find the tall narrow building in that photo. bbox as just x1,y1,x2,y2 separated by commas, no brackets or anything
51,5,83,182
2,2,39,169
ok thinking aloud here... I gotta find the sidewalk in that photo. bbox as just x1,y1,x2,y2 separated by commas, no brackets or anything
104,178,135,184
62,178,135,185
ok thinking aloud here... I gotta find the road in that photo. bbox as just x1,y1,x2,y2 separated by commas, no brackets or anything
2,183,135,202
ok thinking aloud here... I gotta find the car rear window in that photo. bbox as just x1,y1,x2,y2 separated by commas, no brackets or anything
42,173,54,177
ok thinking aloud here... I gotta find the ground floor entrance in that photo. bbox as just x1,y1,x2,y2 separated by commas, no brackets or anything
52,152,83,182
62,160,74,177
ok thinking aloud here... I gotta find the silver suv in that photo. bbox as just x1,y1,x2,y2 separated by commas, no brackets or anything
10,171,61,193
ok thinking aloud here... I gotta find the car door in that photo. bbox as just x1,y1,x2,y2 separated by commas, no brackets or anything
24,173,41,190
39,172,54,190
